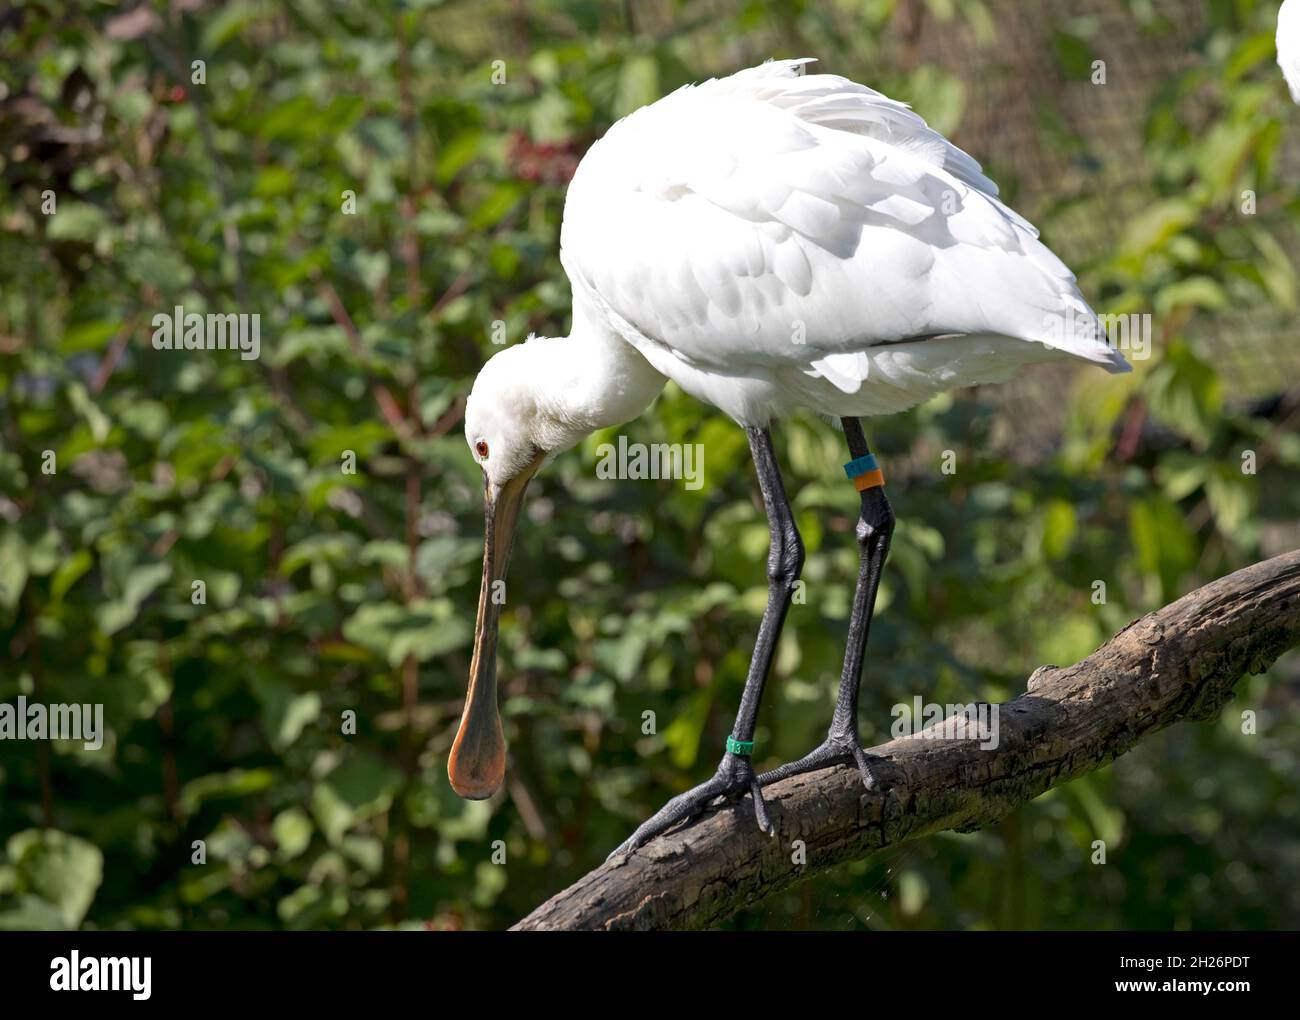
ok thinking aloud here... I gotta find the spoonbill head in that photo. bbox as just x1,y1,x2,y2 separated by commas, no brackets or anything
450,331,664,798
449,58,1129,843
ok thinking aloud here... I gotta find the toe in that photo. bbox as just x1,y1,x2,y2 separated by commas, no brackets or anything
608,774,735,858
850,744,880,790
749,779,774,835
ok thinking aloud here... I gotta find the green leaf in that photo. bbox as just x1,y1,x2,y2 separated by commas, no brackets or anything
271,809,313,861
1039,499,1077,560
49,548,93,602
661,689,711,769
1155,276,1227,314
1146,342,1222,447
60,320,119,354
341,599,471,666
180,768,276,815
1205,465,1255,535
2,830,103,930
615,55,659,117
1118,199,1198,263
261,683,322,750
0,528,28,611
1129,496,1195,602
201,1,258,50
312,755,402,843
96,561,172,636
45,203,108,242
66,382,110,444
1051,30,1094,80
469,182,524,230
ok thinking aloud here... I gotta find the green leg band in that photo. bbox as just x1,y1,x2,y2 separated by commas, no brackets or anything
726,736,754,756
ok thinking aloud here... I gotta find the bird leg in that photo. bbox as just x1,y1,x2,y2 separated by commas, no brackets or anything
608,425,803,859
757,417,893,791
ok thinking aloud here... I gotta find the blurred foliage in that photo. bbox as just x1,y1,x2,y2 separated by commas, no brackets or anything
0,0,1297,930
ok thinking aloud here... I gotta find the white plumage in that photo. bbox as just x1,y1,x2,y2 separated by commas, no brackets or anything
1279,0,1300,103
556,58,1127,427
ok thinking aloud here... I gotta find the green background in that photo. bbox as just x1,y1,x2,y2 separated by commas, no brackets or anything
1,0,1297,930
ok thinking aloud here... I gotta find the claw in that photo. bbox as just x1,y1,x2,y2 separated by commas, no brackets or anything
750,779,774,835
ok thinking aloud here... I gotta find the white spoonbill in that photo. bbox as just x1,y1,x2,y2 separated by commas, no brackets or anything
450,58,1129,856
1280,0,1300,102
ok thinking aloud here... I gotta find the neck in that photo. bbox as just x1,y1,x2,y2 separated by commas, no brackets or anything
530,303,665,451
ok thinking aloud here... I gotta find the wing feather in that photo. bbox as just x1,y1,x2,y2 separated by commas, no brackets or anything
560,58,1129,393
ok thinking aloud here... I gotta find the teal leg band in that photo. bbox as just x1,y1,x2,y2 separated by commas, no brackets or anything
843,453,879,479
726,736,754,756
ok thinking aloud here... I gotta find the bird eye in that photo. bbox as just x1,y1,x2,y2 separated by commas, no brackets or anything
475,440,490,460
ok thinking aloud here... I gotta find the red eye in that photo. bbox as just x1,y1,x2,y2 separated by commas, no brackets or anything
475,440,490,459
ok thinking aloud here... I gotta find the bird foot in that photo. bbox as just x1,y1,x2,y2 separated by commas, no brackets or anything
756,728,883,789
607,752,773,861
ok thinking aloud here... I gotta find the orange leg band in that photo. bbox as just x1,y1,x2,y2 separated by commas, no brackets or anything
853,468,886,491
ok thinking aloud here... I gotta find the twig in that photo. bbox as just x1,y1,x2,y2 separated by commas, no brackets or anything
314,273,413,438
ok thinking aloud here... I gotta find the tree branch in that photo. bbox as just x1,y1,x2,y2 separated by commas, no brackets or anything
514,551,1300,930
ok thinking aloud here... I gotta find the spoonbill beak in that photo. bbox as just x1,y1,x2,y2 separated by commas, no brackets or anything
448,454,544,799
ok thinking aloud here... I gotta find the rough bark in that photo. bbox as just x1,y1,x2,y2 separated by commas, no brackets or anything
514,550,1300,931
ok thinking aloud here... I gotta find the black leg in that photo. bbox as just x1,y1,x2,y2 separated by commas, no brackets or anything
758,417,894,790
609,425,803,858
